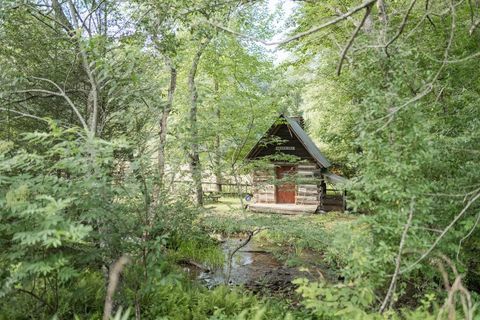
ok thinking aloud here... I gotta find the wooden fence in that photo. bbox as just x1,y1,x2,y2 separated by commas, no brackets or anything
173,181,346,210
173,180,251,196
202,182,251,195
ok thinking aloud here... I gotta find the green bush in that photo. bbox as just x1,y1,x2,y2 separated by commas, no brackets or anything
141,281,300,320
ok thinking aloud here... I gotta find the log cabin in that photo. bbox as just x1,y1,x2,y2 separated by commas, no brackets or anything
245,115,346,214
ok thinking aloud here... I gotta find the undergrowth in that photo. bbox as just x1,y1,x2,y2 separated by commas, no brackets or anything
200,197,356,267
168,238,224,269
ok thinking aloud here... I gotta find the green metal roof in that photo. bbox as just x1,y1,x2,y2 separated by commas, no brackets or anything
283,115,332,168
323,171,348,184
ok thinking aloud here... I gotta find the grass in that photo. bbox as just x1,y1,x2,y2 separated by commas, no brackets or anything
199,197,357,268
168,238,225,269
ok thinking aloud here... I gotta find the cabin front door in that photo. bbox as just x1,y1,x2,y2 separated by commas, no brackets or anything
276,166,296,203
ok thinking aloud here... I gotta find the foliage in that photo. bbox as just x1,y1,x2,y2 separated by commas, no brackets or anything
294,276,440,319
1,0,480,318
0,125,207,318
0,125,123,317
142,281,299,320
284,0,480,315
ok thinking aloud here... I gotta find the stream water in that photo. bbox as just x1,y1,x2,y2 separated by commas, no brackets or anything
183,235,335,294
197,237,282,288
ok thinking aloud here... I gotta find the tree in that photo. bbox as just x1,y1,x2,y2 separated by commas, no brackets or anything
281,0,480,311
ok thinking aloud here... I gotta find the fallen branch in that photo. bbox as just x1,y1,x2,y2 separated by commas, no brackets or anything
177,258,209,271
225,229,265,284
469,19,480,34
438,51,480,64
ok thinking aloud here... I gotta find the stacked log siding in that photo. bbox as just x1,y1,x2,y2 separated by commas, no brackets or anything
296,163,321,205
252,170,276,203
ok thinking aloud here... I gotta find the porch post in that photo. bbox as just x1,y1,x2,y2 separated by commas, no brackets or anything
319,177,327,210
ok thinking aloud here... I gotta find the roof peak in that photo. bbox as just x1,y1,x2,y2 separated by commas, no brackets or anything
283,116,331,168
245,114,331,168
283,115,305,129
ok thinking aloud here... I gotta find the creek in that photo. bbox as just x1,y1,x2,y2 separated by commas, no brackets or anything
182,235,336,296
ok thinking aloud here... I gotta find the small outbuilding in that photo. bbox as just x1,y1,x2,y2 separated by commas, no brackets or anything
245,115,346,214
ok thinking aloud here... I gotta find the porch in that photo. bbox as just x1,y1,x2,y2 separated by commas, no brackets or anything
248,203,318,215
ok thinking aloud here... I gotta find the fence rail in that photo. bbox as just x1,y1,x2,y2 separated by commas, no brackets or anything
173,181,344,197
173,180,251,195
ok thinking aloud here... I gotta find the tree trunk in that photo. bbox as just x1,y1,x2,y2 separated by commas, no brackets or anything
158,57,177,187
52,0,101,137
188,39,211,206
65,0,100,137
213,80,222,192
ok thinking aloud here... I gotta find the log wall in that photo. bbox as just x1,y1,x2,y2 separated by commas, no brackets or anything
252,162,322,206
296,163,321,205
252,169,276,204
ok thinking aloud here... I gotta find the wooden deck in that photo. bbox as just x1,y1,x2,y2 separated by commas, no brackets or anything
248,203,318,215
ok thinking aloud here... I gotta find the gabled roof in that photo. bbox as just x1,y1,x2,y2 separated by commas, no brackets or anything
284,116,331,168
245,114,331,168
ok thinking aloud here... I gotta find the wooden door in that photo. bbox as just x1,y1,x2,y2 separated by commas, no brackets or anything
276,166,296,203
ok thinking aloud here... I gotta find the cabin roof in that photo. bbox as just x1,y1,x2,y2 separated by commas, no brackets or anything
245,114,331,168
284,116,331,168
323,171,348,184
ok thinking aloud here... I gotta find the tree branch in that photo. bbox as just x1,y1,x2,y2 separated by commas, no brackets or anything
207,0,378,46
456,209,480,261
16,288,54,311
14,76,89,132
374,0,456,132
225,228,264,284
379,198,415,313
66,0,100,135
336,3,373,75
384,0,418,53
400,191,480,275
0,107,49,123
